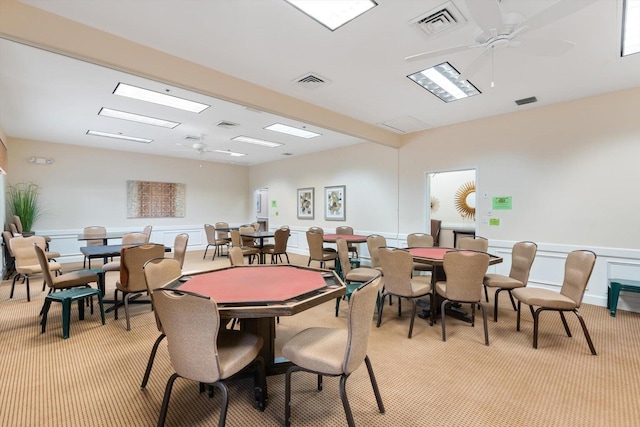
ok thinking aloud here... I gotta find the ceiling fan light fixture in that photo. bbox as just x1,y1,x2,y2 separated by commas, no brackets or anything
284,0,377,31
98,107,180,128
265,123,321,138
622,0,640,56
86,130,152,143
113,83,210,113
408,62,481,103
232,136,283,148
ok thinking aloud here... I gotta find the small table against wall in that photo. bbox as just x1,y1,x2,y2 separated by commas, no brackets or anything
607,278,640,317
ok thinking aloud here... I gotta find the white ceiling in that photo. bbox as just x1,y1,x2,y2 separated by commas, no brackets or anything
2,0,640,165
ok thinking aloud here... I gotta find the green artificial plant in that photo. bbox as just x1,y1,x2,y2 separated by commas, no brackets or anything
7,182,42,233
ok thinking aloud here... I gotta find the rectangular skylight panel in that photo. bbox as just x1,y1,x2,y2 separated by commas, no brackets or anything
232,136,283,148
86,130,152,143
408,62,481,103
98,108,180,128
622,0,640,56
113,83,210,113
265,123,321,138
285,0,377,31
214,150,246,157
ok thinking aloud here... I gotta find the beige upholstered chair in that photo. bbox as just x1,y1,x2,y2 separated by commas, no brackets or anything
10,235,62,301
203,223,229,260
335,238,380,316
152,288,267,426
82,226,107,268
114,244,166,330
309,226,337,254
35,244,98,295
262,227,290,264
172,233,189,268
215,222,232,247
436,251,491,345
239,225,258,249
336,225,359,258
283,277,385,427
142,225,153,242
11,215,53,248
3,230,16,279
306,231,337,269
483,241,537,321
407,232,435,274
251,221,261,231
230,230,259,264
366,234,386,273
228,246,245,266
102,232,150,272
512,250,597,355
376,248,433,337
140,257,183,389
430,219,442,247
458,236,489,252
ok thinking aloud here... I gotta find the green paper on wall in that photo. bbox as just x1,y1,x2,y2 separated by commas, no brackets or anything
489,218,501,226
492,196,512,210
271,200,277,208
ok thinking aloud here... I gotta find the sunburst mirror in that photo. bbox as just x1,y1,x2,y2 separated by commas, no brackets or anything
455,181,476,220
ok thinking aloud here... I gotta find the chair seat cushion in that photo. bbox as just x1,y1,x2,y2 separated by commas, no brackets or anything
17,261,61,275
512,287,577,310
484,273,524,290
52,270,98,289
346,267,379,283
409,278,432,297
282,328,347,375
217,330,263,379
46,251,61,259
102,261,121,272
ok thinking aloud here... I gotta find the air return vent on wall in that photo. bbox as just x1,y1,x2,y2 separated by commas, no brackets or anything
410,1,466,39
515,96,538,106
294,73,330,90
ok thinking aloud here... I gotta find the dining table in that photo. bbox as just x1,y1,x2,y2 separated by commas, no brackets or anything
240,230,275,264
322,234,368,275
77,231,126,246
164,264,345,375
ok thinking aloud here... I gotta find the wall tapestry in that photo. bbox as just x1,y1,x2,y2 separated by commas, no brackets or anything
127,180,185,218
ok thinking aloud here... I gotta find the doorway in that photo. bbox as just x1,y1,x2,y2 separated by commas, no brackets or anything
254,188,269,231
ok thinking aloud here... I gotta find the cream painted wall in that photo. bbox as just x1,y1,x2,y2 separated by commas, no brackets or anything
7,138,251,231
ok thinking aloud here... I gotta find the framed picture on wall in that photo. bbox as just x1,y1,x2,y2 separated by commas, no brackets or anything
324,185,345,221
297,187,314,219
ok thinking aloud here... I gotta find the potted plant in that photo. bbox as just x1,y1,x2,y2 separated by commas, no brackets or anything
7,182,42,233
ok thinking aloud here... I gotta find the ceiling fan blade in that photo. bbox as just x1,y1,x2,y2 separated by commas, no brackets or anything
464,0,503,34
405,43,481,62
457,50,491,82
516,37,576,56
519,0,599,35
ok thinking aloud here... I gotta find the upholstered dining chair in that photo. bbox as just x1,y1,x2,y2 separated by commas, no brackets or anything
171,233,189,268
228,246,245,266
102,232,150,273
335,238,380,316
430,219,442,247
142,225,153,242
35,244,98,295
407,232,435,275
283,277,385,427
262,227,290,264
3,230,16,279
215,221,232,248
12,215,54,249
458,236,489,252
366,234,386,274
239,225,259,249
512,250,597,355
336,225,359,259
152,288,267,427
435,251,491,345
308,226,337,255
82,226,106,268
204,223,229,260
306,230,337,269
376,248,433,337
114,243,166,330
140,257,183,389
483,241,537,321
10,235,62,301
230,230,259,264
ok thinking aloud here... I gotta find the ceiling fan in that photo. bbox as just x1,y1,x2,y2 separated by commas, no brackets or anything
405,0,599,83
175,136,213,155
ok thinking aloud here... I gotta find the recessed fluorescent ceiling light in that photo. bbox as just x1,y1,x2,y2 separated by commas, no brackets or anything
232,136,283,148
86,130,152,143
214,149,246,157
265,123,321,138
622,0,640,56
408,62,481,103
285,0,377,31
113,83,210,113
98,108,180,129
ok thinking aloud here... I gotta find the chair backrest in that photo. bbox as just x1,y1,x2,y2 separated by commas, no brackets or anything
3,231,15,257
430,219,442,246
509,241,538,284
142,225,153,242
11,235,46,268
336,226,354,235
9,223,20,236
143,257,183,332
272,228,290,254
122,232,149,245
407,233,434,248
215,222,230,240
152,289,223,383
204,224,217,245
308,226,324,235
120,244,166,292
238,226,255,247
560,250,596,307
343,277,382,374
442,251,490,302
378,248,413,294
173,233,189,268
458,236,488,252
336,238,352,278
251,222,260,231
366,235,387,270
13,215,23,234
33,244,55,289
84,226,106,247
306,231,325,260
230,230,242,247
229,247,245,266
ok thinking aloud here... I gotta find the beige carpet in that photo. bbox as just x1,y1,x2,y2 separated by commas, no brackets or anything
1,250,639,426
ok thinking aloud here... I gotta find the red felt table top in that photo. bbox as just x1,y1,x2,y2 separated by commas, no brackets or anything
322,234,367,243
407,247,459,260
178,266,331,304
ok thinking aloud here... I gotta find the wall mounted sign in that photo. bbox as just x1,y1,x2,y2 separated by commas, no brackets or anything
492,196,512,210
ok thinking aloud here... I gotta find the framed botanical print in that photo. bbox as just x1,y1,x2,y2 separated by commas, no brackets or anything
324,185,345,221
297,187,314,219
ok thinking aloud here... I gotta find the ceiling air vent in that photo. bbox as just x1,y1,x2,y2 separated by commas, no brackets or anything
294,73,329,90
410,1,466,39
215,120,239,129
515,96,538,106
185,135,203,141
